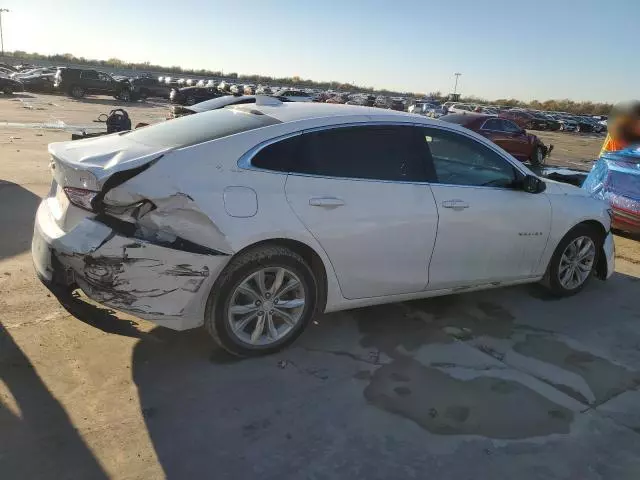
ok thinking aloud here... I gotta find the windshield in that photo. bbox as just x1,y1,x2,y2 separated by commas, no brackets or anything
122,107,281,148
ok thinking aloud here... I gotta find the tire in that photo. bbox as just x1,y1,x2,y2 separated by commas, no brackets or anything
3,86,13,95
70,85,85,98
119,89,131,102
530,145,545,166
139,89,148,100
541,224,602,297
186,95,196,106
525,122,533,130
204,245,318,357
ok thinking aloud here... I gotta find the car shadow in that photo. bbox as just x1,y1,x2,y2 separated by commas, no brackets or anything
124,271,640,478
0,181,42,261
615,230,640,242
35,270,640,478
0,324,109,479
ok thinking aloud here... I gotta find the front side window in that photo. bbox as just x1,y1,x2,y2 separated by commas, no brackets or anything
481,119,503,131
422,128,518,188
97,73,111,82
293,125,427,182
501,120,522,133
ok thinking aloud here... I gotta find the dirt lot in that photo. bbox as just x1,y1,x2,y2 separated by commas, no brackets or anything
2,93,640,480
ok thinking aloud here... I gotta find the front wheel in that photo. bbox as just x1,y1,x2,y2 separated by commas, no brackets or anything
541,225,601,297
118,89,131,102
205,245,318,357
530,145,545,166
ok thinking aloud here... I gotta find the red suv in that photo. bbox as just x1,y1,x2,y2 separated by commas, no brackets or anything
440,114,553,165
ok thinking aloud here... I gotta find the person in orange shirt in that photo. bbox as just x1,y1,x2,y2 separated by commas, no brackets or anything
600,101,640,155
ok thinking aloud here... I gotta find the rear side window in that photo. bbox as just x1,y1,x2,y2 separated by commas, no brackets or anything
252,135,302,172
293,125,427,182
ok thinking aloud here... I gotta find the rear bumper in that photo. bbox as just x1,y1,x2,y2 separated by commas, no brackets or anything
32,199,230,330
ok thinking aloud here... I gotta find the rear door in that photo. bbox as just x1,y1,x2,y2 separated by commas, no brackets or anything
422,127,551,289
79,70,100,92
284,124,438,299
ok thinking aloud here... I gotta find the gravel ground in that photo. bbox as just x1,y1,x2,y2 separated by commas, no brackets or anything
2,93,640,480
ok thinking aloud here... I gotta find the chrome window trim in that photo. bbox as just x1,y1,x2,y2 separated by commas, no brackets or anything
237,120,531,188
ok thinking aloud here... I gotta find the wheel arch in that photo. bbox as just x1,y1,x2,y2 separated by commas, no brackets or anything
559,219,609,280
231,238,329,312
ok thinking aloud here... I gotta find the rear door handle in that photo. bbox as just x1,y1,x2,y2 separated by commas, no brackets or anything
309,197,345,207
442,199,469,210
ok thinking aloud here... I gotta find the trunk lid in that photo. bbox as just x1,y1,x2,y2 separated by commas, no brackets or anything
48,133,171,190
47,133,171,232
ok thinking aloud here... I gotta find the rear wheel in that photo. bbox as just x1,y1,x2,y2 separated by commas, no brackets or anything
541,225,601,297
70,85,85,98
204,245,318,357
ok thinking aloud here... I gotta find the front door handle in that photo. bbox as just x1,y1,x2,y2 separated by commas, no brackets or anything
309,197,345,208
442,199,469,210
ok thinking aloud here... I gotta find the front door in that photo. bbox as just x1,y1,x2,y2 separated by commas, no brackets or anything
421,127,551,289
285,125,438,299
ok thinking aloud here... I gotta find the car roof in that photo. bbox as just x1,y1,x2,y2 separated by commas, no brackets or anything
236,101,415,124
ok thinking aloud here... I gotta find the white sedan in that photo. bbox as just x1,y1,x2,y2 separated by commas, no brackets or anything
32,99,615,356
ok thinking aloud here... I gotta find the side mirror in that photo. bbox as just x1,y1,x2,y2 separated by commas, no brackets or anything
523,174,546,194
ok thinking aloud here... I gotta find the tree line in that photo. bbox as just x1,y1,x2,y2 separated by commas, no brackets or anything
5,51,614,115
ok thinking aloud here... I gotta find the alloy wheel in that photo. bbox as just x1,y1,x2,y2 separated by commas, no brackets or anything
227,267,306,346
558,236,595,290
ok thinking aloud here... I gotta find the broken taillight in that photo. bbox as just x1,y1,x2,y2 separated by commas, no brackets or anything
63,187,99,211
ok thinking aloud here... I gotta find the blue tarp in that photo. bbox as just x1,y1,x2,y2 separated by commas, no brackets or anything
582,146,640,216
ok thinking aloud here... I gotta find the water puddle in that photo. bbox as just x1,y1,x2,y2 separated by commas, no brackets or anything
512,336,640,405
364,356,573,439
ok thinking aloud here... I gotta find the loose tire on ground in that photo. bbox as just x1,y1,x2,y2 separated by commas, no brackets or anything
204,245,319,357
541,224,603,297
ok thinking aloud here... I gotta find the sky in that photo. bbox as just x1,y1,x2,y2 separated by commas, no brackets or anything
7,0,637,103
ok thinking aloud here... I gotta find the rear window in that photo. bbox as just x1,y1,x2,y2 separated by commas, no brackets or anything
122,108,281,148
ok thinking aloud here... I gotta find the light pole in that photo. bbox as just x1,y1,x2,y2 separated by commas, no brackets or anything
0,8,8,58
453,72,462,95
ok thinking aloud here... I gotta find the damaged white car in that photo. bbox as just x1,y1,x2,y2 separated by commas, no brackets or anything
33,99,615,356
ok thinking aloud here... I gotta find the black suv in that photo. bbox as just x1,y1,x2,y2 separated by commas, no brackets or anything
169,85,224,106
129,76,172,99
54,67,136,101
